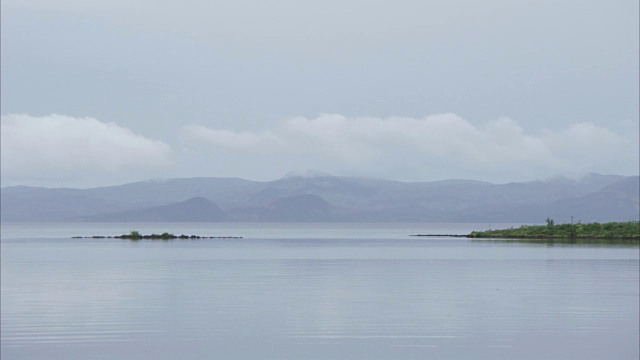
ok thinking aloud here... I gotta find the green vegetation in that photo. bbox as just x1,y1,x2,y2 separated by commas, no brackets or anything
118,231,176,240
92,231,242,241
72,231,243,240
468,220,639,240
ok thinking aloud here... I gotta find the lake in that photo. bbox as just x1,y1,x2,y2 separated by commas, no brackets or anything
1,222,638,360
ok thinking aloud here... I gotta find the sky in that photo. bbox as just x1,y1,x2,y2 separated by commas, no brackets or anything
1,0,638,188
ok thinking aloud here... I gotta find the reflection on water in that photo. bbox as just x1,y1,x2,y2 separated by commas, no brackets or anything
1,224,639,360
473,238,640,247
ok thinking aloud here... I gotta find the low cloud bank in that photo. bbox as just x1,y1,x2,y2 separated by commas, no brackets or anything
2,112,636,187
1,114,173,186
184,113,639,182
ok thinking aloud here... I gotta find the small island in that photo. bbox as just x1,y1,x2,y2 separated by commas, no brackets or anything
73,231,242,240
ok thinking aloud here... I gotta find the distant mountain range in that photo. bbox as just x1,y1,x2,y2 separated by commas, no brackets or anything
1,173,638,223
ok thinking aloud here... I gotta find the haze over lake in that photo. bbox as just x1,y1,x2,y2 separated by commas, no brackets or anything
2,222,638,360
2,1,638,359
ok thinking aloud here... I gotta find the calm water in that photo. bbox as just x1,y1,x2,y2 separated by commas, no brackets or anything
1,223,639,360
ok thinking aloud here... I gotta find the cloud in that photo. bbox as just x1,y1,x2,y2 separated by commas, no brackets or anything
1,114,174,186
182,113,639,182
183,125,281,152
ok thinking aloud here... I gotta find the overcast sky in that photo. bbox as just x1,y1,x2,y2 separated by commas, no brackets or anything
1,0,638,188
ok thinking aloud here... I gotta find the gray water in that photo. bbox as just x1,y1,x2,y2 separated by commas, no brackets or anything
1,223,638,360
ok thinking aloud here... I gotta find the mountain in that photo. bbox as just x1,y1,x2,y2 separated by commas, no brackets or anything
231,194,344,222
549,176,640,223
1,174,638,223
81,197,228,222
0,186,121,221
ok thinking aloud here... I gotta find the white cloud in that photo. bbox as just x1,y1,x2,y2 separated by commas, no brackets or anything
541,122,639,176
1,114,174,186
183,125,281,152
182,114,639,182
4,113,634,187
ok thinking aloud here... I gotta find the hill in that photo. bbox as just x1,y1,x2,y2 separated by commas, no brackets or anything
1,174,638,223
81,197,229,222
231,194,344,222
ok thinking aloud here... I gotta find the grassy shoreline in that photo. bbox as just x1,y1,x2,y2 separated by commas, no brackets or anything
467,220,639,240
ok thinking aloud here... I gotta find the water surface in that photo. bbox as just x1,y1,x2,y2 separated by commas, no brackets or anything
2,223,638,359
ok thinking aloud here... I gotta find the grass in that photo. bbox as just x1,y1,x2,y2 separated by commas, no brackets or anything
468,220,639,240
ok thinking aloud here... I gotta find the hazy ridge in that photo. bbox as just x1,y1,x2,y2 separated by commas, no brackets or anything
1,174,638,223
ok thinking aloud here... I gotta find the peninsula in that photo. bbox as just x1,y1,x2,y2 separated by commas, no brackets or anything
467,220,639,240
